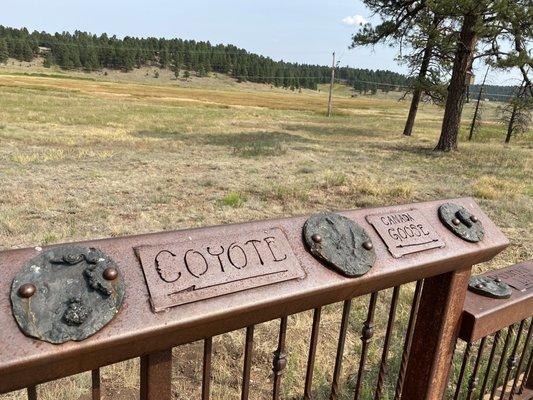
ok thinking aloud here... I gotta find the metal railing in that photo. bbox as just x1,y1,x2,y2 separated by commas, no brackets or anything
448,261,533,400
0,198,523,400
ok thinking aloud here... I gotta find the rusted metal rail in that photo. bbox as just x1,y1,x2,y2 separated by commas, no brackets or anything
0,198,511,399
449,261,533,400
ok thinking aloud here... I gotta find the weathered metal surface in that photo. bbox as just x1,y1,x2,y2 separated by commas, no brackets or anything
439,203,484,242
460,261,533,342
303,213,375,277
353,292,378,400
402,267,472,400
374,286,400,400
394,280,423,400
465,337,487,400
135,227,305,312
241,325,255,400
202,337,212,400
10,246,124,344
330,299,351,400
366,209,444,258
303,307,321,400
0,198,508,393
468,276,512,299
272,316,288,400
510,323,533,400
488,264,533,292
140,349,172,400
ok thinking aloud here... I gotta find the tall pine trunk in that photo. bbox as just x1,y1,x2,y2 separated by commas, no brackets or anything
435,14,478,151
505,103,518,143
403,44,433,136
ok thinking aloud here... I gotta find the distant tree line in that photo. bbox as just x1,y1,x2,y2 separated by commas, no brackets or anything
469,84,519,102
0,26,409,91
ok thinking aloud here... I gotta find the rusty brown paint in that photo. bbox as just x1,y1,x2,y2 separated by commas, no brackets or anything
140,349,172,400
303,307,321,400
329,300,352,400
510,321,533,400
490,325,516,400
353,292,378,400
92,369,101,400
272,317,288,400
479,331,502,400
374,286,400,400
460,261,533,342
27,386,37,400
465,337,487,400
366,209,444,258
202,337,213,400
521,348,533,394
0,198,508,393
402,267,472,400
453,342,472,400
500,320,526,400
394,280,423,400
135,227,305,312
241,325,255,400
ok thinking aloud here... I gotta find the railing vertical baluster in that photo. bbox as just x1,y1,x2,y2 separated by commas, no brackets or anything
202,337,213,400
453,342,473,400
499,320,526,400
353,292,379,400
394,280,423,400
490,324,516,400
510,320,533,399
272,316,288,400
465,337,487,400
374,286,400,400
27,386,37,400
518,344,533,394
479,331,502,399
402,267,471,399
329,300,352,400
140,349,173,400
241,325,255,400
92,368,101,400
304,307,322,400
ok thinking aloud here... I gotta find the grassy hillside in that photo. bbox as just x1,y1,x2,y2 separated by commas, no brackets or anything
0,66,531,400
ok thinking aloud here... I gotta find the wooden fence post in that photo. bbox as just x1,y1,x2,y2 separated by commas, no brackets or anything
402,267,471,399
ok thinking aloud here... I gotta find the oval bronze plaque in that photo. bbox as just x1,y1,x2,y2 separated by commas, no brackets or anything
468,276,512,299
303,213,376,277
438,203,484,243
10,246,125,344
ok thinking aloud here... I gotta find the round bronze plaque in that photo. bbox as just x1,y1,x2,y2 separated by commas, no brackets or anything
10,245,125,344
303,212,376,277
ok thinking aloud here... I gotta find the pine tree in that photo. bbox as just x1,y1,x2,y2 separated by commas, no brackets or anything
0,38,8,63
43,52,53,68
434,0,532,151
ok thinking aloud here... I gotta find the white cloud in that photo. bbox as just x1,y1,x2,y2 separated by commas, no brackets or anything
341,15,368,26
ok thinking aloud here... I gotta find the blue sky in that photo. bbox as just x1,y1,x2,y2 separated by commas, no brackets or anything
2,0,521,85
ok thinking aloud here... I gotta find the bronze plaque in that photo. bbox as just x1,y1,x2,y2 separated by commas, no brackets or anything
366,209,444,258
487,265,533,292
135,228,305,312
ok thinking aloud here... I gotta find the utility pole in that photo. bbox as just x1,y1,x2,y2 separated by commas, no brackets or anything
468,66,490,140
327,51,335,117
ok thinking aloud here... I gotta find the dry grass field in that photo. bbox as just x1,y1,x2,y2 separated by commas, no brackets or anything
0,66,531,400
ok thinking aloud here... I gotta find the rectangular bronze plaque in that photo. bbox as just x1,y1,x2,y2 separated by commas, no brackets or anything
135,228,305,312
487,265,533,292
366,209,444,258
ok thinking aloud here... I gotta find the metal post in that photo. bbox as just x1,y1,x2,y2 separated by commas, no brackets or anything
402,267,472,400
140,349,173,400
